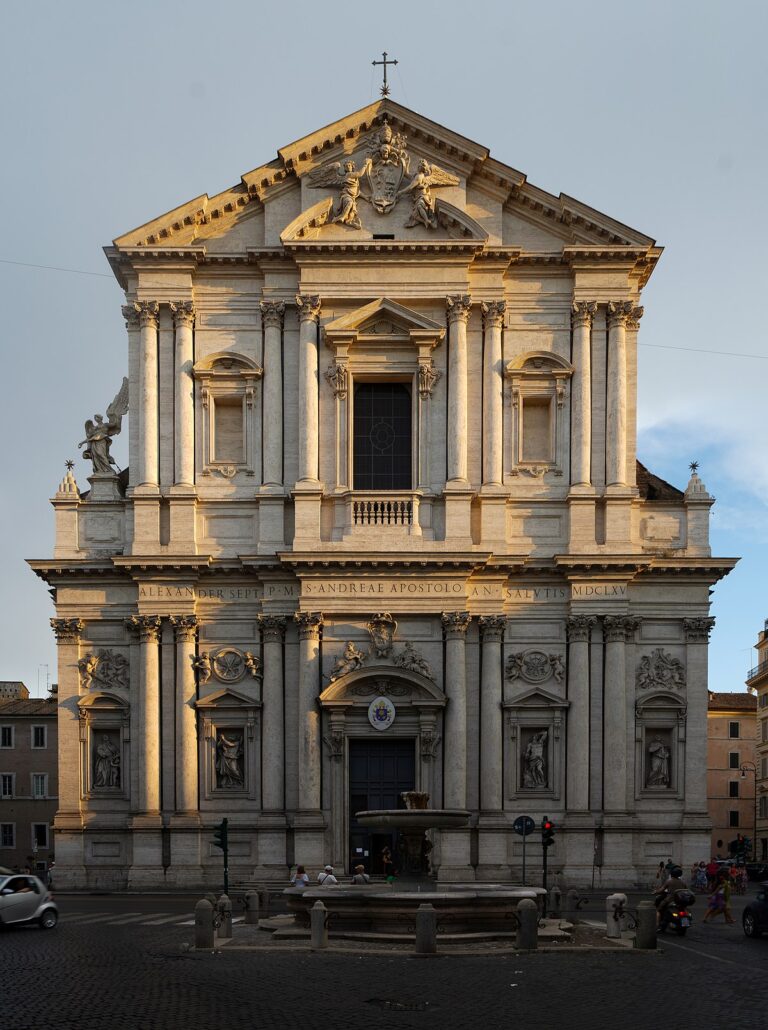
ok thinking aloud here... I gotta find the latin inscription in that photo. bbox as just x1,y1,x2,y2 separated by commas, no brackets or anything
303,579,465,596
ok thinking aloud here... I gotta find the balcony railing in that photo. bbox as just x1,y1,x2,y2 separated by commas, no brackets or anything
747,659,768,682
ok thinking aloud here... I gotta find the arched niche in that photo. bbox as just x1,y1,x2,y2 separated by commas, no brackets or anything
77,692,130,801
192,352,263,478
635,691,687,799
505,351,574,478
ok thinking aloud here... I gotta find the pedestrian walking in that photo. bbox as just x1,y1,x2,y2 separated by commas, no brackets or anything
702,873,735,924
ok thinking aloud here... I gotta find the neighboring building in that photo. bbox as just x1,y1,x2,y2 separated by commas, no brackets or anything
29,98,736,890
0,690,58,874
707,691,757,859
0,682,29,701
747,623,768,861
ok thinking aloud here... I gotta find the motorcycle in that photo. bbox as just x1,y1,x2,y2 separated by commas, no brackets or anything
657,889,696,936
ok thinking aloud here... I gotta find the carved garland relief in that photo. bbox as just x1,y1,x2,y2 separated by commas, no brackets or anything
636,649,686,691
505,650,565,685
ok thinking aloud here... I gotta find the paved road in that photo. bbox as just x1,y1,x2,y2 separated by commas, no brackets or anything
2,888,767,1030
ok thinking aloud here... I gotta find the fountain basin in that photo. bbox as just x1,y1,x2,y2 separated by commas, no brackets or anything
355,809,471,831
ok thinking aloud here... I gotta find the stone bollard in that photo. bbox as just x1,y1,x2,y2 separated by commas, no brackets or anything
606,892,627,939
634,900,658,950
516,898,538,951
564,889,580,922
548,885,562,919
194,898,215,950
205,892,217,908
310,901,328,950
260,887,270,916
415,903,437,956
218,894,233,939
244,890,260,925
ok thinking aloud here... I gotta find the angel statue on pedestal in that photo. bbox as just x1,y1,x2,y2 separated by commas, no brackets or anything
78,377,129,475
397,160,459,230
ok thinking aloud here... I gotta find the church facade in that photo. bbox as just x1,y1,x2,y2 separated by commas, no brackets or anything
31,100,735,889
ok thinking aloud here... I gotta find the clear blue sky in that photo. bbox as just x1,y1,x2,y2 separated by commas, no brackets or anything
1,0,765,695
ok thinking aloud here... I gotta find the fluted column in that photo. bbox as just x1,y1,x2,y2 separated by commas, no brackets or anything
606,302,634,488
479,615,506,810
122,304,141,489
481,301,505,486
260,615,286,810
295,295,321,485
683,617,716,813
442,611,472,808
570,302,597,487
566,615,596,810
446,295,471,484
602,615,638,811
170,615,198,813
260,301,285,488
127,615,163,813
137,302,160,488
170,302,195,487
294,612,323,809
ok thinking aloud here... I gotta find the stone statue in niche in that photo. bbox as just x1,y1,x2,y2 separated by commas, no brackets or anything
190,652,212,684
216,731,244,788
329,641,367,682
93,734,121,788
308,157,373,230
78,377,129,475
393,641,433,680
397,159,459,229
646,736,671,787
522,730,548,788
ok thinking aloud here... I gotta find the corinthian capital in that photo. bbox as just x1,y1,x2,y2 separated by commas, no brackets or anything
683,617,715,642
294,611,323,639
50,617,84,643
603,615,641,642
442,611,472,638
606,300,634,329
566,614,596,642
126,614,163,643
121,303,141,329
481,300,506,330
295,294,321,323
324,363,348,398
259,614,287,642
137,300,160,329
170,614,198,642
260,300,285,329
446,294,472,324
571,301,598,330
170,300,195,329
478,614,506,641
626,305,644,331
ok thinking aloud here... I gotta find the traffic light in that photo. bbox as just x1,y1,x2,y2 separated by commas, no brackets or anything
213,818,229,851
542,817,555,848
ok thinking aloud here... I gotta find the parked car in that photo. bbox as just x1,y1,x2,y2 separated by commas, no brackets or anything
742,881,768,939
0,874,58,929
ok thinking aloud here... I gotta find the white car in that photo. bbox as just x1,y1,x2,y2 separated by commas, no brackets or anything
0,874,58,929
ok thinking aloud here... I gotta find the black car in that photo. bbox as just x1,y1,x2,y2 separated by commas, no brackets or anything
742,881,768,939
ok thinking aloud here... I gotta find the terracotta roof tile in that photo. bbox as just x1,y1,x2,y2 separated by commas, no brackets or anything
707,692,757,711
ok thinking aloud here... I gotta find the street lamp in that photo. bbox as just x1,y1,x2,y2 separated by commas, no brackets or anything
740,762,757,862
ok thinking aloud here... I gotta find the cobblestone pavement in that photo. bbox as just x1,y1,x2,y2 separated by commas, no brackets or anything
2,892,767,1030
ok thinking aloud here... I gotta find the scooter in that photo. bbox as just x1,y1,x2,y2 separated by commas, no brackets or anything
658,890,696,936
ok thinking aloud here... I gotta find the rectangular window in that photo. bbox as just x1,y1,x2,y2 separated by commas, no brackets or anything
32,725,46,749
759,692,768,708
729,752,740,770
32,774,47,799
759,797,768,819
729,781,739,798
0,824,14,848
213,398,244,463
762,720,768,743
32,824,48,849
729,810,740,828
521,397,552,463
353,382,412,490
762,756,768,779
729,721,740,739
1,774,13,798
0,727,12,749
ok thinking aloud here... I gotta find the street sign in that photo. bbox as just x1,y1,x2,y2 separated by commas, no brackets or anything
513,816,535,836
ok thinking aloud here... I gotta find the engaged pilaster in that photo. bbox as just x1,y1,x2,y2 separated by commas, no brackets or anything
260,301,285,489
441,611,472,808
294,612,323,810
127,615,163,814
478,615,506,811
50,618,85,824
481,301,505,487
295,295,322,486
445,295,471,485
137,301,160,489
602,615,639,812
260,615,287,810
566,615,596,811
570,302,597,487
683,617,715,814
122,304,141,490
170,302,196,488
170,615,198,814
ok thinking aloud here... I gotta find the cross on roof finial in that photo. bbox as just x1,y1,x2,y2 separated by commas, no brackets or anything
372,51,398,97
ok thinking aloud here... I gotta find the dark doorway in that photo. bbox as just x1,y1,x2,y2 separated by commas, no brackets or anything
353,382,412,490
348,738,415,874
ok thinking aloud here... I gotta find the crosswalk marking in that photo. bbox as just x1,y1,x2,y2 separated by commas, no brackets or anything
62,912,110,923
144,914,189,925
60,911,207,927
107,912,173,925
66,912,143,924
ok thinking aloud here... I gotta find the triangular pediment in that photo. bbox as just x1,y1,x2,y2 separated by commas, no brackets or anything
503,686,570,709
325,298,444,337
195,687,260,709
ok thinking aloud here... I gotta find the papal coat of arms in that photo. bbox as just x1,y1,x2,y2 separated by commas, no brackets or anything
368,695,396,731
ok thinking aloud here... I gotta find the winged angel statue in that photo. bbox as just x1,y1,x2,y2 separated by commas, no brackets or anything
397,160,459,229
79,377,129,475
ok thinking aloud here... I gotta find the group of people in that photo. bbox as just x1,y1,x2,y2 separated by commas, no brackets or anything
653,857,738,925
290,863,371,887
